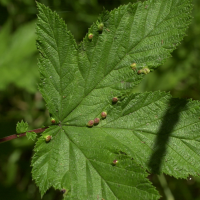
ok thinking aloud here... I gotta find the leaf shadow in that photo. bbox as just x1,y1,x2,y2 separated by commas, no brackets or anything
148,97,188,174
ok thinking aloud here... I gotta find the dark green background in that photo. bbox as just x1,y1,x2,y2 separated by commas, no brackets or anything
0,0,200,199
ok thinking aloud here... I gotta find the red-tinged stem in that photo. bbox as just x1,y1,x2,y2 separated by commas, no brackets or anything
0,127,48,144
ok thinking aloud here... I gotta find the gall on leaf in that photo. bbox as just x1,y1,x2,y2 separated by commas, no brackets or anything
112,97,118,103
51,117,56,124
87,120,94,127
137,67,150,75
130,63,137,70
94,118,100,124
101,111,107,119
88,33,93,40
45,135,52,142
112,159,119,165
98,23,104,32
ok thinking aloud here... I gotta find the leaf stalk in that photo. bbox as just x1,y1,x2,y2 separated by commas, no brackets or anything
0,127,48,144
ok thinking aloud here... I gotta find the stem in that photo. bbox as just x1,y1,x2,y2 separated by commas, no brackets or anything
0,127,48,144
157,174,175,200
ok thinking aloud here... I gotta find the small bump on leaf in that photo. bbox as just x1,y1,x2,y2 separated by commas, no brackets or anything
101,111,107,119
98,23,104,31
130,63,137,70
87,120,94,127
137,67,150,75
88,33,93,40
51,117,56,124
112,160,118,165
45,135,52,142
94,118,100,124
112,97,118,103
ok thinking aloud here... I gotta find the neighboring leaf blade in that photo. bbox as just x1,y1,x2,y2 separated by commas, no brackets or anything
32,126,160,199
36,3,85,122
31,126,69,196
64,0,192,125
0,20,38,92
99,91,200,178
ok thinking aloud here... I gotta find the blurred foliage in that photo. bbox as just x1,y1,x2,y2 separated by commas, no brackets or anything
0,19,38,93
0,0,200,200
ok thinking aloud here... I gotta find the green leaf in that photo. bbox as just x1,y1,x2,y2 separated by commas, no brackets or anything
16,120,28,134
0,20,39,92
97,91,200,178
26,132,37,141
32,0,193,199
32,126,160,199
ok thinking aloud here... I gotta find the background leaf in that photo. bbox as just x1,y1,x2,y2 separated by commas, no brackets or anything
0,20,39,93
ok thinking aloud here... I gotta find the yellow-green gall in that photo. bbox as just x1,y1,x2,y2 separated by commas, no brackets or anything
45,135,52,142
98,23,104,31
88,33,93,40
130,63,137,70
137,67,150,75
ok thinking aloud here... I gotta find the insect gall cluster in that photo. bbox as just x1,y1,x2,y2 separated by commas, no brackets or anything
130,63,151,75
87,95,119,127
88,22,104,41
